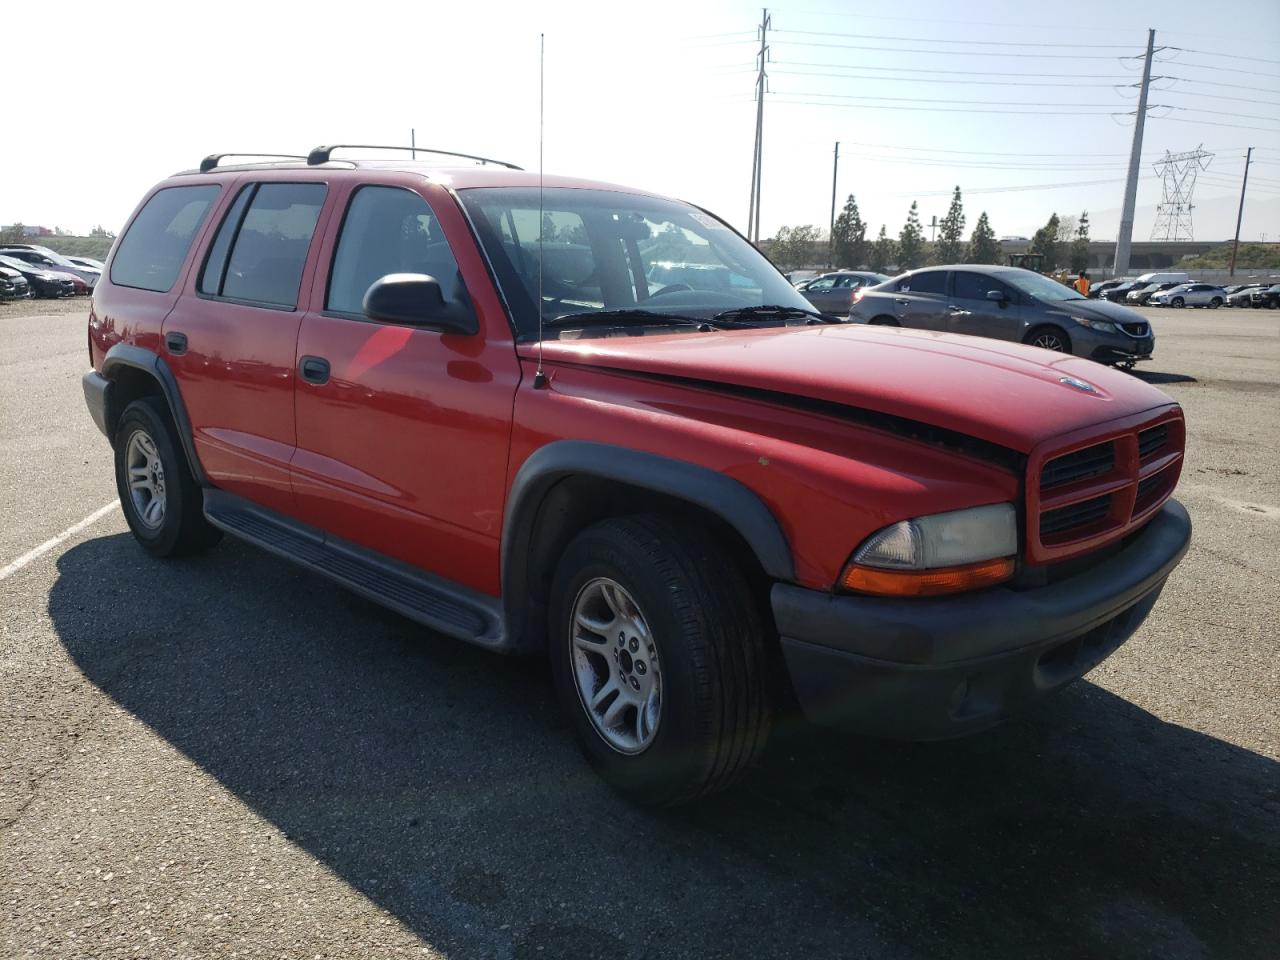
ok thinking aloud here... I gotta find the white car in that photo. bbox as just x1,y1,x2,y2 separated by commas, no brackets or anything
66,256,106,271
1148,282,1226,308
0,245,101,289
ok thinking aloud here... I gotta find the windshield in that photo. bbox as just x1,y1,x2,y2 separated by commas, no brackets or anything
0,255,36,272
457,187,813,338
1002,270,1086,302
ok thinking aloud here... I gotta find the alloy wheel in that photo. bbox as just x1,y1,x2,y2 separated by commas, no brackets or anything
1032,332,1066,352
569,577,662,755
125,429,167,530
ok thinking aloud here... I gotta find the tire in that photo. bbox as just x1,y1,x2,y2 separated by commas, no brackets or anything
1268,301,1279,310
1210,297,1222,309
868,315,899,326
1172,297,1185,308
1024,325,1072,354
549,515,772,806
113,396,222,558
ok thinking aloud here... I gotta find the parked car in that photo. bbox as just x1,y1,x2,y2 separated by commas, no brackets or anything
0,263,32,300
1125,281,1181,306
1088,279,1124,300
1148,283,1226,308
849,264,1155,367
66,255,106,271
0,244,101,289
1249,283,1280,309
81,149,1190,804
1102,280,1145,302
797,270,891,315
1225,283,1266,307
1133,271,1190,287
0,254,76,298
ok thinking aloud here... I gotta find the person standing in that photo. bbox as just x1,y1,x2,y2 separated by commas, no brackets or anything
1074,270,1091,296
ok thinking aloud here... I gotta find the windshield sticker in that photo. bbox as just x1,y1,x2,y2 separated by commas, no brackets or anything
689,212,728,231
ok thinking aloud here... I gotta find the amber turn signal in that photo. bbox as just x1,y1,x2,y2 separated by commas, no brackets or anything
840,556,1016,598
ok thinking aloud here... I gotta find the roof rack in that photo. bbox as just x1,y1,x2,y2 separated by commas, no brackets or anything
305,144,523,170
199,153,309,173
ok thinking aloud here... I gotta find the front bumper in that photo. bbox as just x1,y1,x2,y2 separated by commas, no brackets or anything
773,500,1191,739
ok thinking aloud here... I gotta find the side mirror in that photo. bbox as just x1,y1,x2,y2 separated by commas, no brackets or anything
363,273,477,335
986,289,1007,302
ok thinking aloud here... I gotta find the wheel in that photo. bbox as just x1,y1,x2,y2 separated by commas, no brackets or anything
1171,297,1185,308
113,396,222,558
1210,297,1222,308
1268,300,1279,310
549,515,772,805
1024,325,1072,354
868,316,899,326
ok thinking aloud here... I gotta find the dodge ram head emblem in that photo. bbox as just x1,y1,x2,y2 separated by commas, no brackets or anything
1059,376,1098,394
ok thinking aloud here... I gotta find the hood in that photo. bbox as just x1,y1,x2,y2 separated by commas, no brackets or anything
527,325,1175,454
1041,298,1149,324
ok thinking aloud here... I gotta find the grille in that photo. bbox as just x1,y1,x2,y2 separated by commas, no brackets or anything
1138,424,1169,461
1133,469,1173,515
1041,441,1115,489
1041,494,1112,538
1122,322,1149,337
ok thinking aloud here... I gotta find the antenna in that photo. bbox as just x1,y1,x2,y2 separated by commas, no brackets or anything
533,32,548,389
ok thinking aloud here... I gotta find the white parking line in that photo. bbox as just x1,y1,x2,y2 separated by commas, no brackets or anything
0,501,121,582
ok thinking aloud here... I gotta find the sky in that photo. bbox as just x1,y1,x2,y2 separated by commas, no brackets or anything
3,0,1278,245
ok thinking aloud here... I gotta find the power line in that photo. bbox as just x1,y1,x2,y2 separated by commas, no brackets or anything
1166,46,1280,68
774,89,1124,108
775,39,1145,59
889,176,1140,197
829,141,1129,158
772,69,1132,89
767,98,1131,116
1155,115,1280,132
772,28,1138,49
1162,76,1280,95
1152,55,1280,78
775,60,1139,80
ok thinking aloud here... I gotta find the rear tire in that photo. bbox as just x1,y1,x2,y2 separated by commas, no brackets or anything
1024,325,1072,354
549,515,772,806
113,396,222,558
868,316,899,326
1210,297,1222,308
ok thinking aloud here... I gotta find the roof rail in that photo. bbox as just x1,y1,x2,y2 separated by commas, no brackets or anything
199,153,309,173
306,144,523,170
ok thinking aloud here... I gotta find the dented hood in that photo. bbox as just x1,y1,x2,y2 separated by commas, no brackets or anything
527,324,1176,453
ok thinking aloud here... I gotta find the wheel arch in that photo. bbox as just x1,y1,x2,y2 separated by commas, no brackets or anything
501,441,793,653
100,344,207,486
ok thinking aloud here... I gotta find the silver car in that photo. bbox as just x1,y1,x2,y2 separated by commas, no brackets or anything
1148,283,1226,308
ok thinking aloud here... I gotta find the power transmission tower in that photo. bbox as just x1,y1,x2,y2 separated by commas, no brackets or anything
747,8,770,244
1113,28,1155,277
1150,147,1212,240
1229,147,1253,277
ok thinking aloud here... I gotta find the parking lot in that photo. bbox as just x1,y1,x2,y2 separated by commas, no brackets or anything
1,297,1276,959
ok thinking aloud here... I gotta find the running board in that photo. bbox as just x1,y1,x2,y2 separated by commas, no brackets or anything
202,490,508,651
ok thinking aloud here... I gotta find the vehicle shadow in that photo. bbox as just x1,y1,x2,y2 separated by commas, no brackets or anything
51,535,1278,960
1129,370,1198,386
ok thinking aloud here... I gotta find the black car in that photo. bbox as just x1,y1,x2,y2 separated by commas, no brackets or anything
1226,283,1267,307
0,255,75,298
1249,283,1280,309
0,263,31,300
1088,279,1124,299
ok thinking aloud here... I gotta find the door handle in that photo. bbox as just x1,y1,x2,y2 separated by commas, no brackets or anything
895,298,910,306
165,331,188,355
947,305,971,316
299,355,330,385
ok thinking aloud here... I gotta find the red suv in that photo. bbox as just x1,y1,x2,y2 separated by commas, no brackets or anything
82,147,1191,804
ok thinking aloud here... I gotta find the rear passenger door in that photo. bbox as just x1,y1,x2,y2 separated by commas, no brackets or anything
893,270,951,330
948,271,1023,341
165,180,330,515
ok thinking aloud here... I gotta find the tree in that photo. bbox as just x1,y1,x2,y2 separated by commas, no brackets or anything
869,225,896,273
0,223,27,244
90,225,116,239
897,201,925,269
966,211,1000,264
770,225,821,270
1070,211,1091,273
830,194,867,268
932,186,966,265
1030,212,1062,271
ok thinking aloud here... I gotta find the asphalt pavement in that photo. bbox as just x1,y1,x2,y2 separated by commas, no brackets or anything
1,296,1277,959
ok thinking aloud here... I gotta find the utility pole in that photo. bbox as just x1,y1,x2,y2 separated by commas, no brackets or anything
1229,147,1253,278
1114,28,1155,277
929,215,938,243
747,8,770,244
411,128,417,159
828,141,839,267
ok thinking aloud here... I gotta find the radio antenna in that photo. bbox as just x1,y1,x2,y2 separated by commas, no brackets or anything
533,32,548,389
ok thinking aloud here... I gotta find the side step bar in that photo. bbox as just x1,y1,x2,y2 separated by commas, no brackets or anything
202,490,508,651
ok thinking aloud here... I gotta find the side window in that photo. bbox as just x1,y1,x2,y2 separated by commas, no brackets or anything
807,277,835,291
327,185,464,316
199,186,254,295
833,276,857,288
110,185,221,292
901,271,948,295
216,183,326,308
954,272,1005,301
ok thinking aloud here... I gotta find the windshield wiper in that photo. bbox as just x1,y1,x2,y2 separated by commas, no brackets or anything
711,304,834,324
544,309,727,331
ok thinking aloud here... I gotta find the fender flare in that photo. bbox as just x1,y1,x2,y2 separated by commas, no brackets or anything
501,441,794,647
101,343,208,486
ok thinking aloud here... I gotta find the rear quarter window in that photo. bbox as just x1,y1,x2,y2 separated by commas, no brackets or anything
110,185,221,292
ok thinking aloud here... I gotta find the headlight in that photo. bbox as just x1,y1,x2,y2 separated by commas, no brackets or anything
1070,316,1118,334
840,504,1017,597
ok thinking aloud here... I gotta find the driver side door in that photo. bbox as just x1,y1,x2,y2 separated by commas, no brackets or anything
948,271,1023,341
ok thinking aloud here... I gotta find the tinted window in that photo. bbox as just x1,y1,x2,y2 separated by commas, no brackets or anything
220,183,326,308
327,186,463,316
110,185,220,292
199,185,254,295
954,272,1008,301
806,277,835,291
901,271,948,295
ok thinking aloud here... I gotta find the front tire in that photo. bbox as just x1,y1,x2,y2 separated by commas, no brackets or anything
1172,297,1185,308
113,396,221,558
1024,325,1072,354
549,515,772,805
